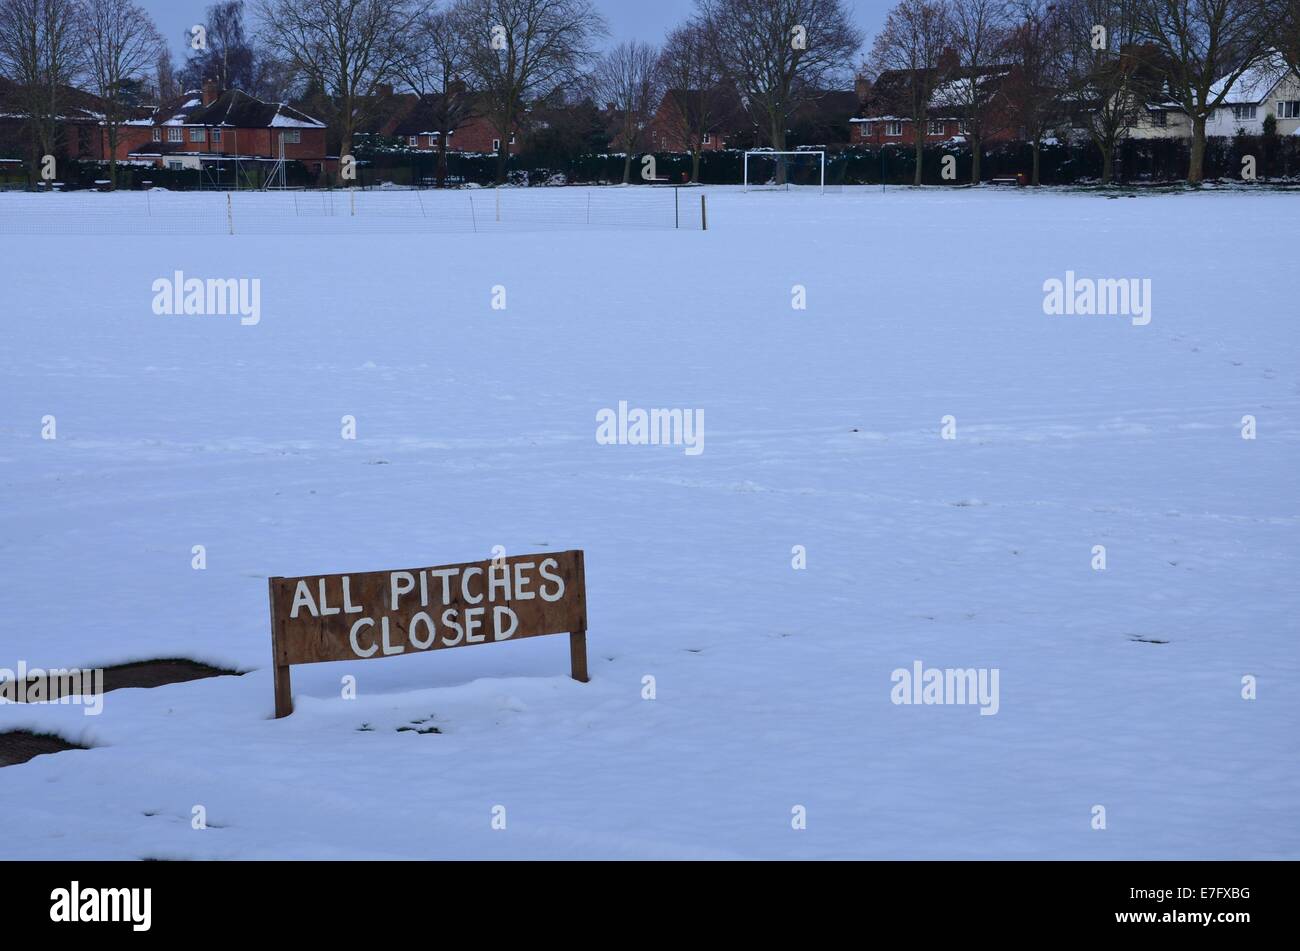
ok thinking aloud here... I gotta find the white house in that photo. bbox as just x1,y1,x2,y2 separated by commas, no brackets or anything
1205,51,1300,137
1125,100,1193,140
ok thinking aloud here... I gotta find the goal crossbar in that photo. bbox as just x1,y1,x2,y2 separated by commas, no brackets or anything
743,151,825,194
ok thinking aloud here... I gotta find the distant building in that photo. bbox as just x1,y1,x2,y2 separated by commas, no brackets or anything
1205,51,1300,137
646,89,745,153
851,67,1017,146
122,80,329,180
365,89,522,155
0,78,147,162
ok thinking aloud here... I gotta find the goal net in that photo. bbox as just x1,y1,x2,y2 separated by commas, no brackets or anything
743,151,826,193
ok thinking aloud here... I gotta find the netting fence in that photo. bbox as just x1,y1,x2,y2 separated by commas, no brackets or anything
0,185,705,236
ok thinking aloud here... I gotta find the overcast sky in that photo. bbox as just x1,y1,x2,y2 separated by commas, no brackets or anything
138,0,894,67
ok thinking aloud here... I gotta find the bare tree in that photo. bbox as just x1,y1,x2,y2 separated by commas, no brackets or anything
701,0,863,171
656,20,727,182
590,40,662,183
395,1,477,187
0,0,84,188
1058,0,1153,184
155,45,179,100
460,0,606,184
870,0,953,186
183,1,249,92
1282,0,1300,79
949,0,1009,183
1135,0,1274,183
1000,0,1068,185
256,0,431,162
81,0,163,190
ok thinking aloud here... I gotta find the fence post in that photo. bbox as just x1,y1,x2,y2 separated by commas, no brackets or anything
700,193,707,231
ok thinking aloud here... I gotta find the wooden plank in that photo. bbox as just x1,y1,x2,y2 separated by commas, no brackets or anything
270,550,586,667
569,631,589,683
268,578,293,718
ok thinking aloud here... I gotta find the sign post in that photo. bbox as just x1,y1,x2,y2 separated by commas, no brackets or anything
267,550,588,718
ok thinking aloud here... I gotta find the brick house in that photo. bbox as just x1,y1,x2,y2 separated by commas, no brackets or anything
368,90,522,155
851,68,1017,146
0,77,149,164
123,80,329,180
646,88,745,152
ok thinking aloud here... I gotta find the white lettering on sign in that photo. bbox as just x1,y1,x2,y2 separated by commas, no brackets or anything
289,561,567,656
269,550,587,717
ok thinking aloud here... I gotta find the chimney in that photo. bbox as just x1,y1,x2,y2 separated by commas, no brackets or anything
202,78,220,106
376,83,394,99
854,75,871,103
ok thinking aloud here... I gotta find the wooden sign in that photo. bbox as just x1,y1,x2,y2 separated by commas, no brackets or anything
267,550,587,717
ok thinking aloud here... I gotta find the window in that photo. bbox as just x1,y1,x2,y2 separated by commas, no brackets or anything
151,127,161,141
859,123,872,138
282,129,301,144
929,119,945,135
957,120,969,134
492,138,501,151
166,160,183,170
703,132,712,144
885,121,902,136
1231,104,1257,121
167,127,182,142
1279,100,1300,119
189,127,205,142
508,133,516,145
1150,110,1167,127
210,128,221,143
409,135,418,146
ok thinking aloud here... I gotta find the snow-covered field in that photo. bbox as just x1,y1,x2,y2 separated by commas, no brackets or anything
1,186,1297,859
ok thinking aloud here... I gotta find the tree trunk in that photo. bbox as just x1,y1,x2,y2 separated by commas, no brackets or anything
494,108,511,185
913,122,924,186
622,152,633,184
970,133,981,184
691,148,701,183
771,120,787,184
1188,115,1207,184
26,133,38,190
1100,142,1113,185
437,131,448,188
1031,138,1041,186
108,123,118,191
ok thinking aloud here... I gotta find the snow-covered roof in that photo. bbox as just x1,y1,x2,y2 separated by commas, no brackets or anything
1209,51,1289,105
127,89,325,130
932,77,974,109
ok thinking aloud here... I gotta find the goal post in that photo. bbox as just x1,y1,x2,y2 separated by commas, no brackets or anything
743,150,825,194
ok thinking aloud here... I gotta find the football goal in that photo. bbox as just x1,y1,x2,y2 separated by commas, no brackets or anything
743,150,825,193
